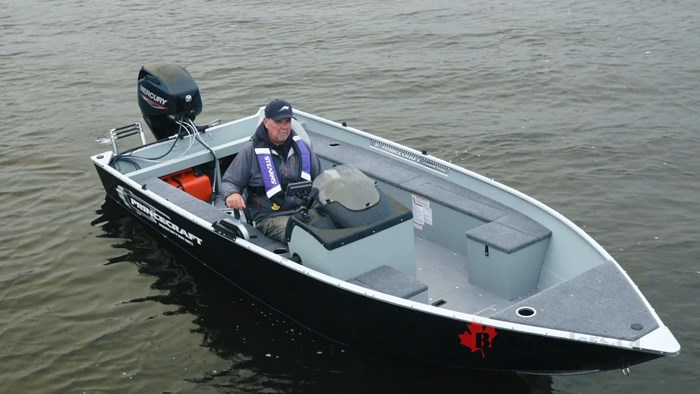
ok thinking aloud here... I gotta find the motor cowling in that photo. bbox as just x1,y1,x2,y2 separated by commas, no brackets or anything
137,64,203,141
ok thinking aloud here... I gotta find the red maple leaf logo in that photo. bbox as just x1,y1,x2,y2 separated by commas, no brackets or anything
458,323,498,359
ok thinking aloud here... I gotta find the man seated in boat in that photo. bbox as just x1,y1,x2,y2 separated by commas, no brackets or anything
221,99,322,242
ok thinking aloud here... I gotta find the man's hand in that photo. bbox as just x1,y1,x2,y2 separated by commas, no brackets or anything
225,193,246,209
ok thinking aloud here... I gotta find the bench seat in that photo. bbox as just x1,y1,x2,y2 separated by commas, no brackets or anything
348,265,428,302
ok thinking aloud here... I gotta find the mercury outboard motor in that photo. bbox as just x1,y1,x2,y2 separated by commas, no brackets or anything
137,64,202,141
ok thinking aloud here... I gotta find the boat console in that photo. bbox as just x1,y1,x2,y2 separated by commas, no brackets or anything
285,166,417,281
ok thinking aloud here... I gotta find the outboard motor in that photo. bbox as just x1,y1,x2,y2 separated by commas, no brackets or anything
137,64,202,141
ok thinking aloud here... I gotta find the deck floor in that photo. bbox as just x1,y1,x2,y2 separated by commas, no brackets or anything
213,195,530,317
414,234,535,316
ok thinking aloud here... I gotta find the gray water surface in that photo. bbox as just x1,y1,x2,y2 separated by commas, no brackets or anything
1,0,698,392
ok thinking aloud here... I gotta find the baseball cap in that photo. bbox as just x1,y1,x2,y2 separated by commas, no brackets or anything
265,99,294,121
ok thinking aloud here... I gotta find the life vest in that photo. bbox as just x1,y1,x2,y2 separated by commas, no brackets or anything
253,133,311,202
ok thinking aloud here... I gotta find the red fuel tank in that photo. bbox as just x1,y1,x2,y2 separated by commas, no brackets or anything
160,168,212,202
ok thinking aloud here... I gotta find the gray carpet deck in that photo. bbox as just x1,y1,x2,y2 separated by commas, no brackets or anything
489,261,659,340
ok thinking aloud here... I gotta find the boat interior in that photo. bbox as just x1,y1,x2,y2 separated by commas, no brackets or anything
100,110,659,341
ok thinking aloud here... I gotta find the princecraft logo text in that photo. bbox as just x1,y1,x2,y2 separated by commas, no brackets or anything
139,85,168,109
370,139,448,174
117,186,202,246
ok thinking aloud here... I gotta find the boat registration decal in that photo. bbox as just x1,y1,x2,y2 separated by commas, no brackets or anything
458,323,498,359
116,186,203,246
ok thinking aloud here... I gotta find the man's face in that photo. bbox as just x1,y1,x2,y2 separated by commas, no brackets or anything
264,117,292,145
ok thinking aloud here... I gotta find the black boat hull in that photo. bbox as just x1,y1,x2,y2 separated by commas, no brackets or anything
94,164,661,374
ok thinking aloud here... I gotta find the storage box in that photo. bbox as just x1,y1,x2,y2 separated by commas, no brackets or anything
466,221,549,300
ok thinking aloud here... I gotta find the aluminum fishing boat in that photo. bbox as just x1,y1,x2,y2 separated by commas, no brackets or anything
91,64,680,374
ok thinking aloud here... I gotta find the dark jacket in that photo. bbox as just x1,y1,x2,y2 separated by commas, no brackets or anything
221,122,322,223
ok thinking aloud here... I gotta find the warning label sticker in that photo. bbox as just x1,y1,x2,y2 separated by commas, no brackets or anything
412,194,432,229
